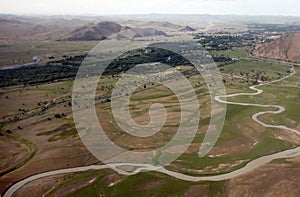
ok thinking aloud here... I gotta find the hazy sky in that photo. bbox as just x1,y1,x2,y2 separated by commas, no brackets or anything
1,0,300,16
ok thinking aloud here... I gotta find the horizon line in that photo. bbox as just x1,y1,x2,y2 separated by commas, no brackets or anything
1,13,300,18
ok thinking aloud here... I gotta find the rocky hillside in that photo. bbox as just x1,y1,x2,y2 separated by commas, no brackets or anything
254,33,300,62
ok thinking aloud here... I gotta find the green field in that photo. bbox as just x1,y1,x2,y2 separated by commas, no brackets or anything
210,47,248,58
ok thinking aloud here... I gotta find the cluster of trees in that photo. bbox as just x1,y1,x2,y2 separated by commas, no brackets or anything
0,48,194,87
195,33,258,51
197,35,244,50
213,55,235,67
104,47,192,75
0,55,86,87
239,70,280,84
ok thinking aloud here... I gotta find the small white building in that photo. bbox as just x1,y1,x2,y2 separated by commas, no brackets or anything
32,56,39,63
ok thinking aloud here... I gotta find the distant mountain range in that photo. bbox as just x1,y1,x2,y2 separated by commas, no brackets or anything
254,33,300,62
143,21,183,29
2,14,300,42
0,15,173,41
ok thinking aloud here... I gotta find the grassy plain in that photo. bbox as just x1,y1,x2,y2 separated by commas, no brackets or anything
0,41,98,66
1,43,300,196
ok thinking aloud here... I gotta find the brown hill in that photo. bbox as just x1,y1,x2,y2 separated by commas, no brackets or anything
180,26,196,32
254,33,300,62
63,21,128,41
64,21,167,41
63,22,167,41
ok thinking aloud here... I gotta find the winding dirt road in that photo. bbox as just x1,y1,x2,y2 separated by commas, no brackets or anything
3,66,300,197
